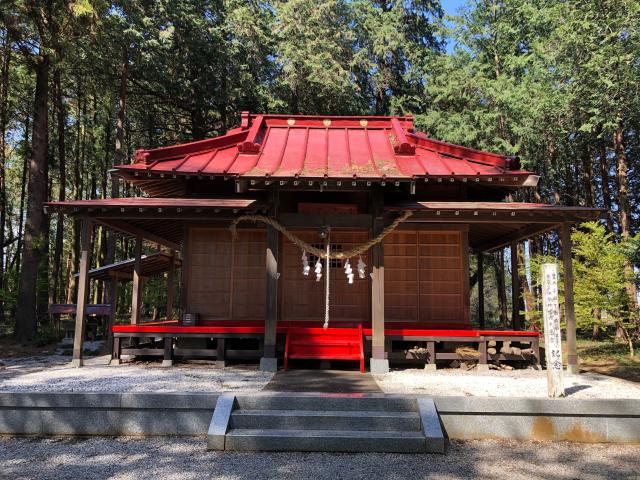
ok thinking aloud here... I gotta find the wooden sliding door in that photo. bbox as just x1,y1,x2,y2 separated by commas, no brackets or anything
186,228,266,320
384,227,469,326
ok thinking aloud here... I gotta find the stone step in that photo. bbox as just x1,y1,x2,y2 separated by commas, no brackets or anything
234,395,417,412
224,428,427,453
230,409,421,431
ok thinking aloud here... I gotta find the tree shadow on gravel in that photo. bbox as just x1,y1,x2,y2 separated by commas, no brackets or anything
0,436,638,480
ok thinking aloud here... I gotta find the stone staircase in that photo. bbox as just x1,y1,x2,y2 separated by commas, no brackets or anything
208,393,445,453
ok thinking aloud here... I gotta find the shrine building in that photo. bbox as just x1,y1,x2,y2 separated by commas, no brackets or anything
45,112,600,373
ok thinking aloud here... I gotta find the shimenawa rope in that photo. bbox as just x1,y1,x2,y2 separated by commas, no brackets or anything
229,210,413,259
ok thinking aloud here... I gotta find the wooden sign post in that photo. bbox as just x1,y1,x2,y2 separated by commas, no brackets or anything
541,263,565,398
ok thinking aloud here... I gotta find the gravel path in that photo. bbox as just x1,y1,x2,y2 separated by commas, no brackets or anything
0,436,637,480
374,368,640,399
0,356,273,393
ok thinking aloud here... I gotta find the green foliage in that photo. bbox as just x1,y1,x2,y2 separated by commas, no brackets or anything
572,223,635,332
529,222,639,355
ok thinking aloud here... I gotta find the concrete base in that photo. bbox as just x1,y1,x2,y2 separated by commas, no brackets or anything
207,393,235,450
161,360,173,368
476,364,490,373
214,361,226,368
71,359,83,368
417,398,446,453
566,364,580,375
369,358,389,374
259,357,278,372
423,363,437,372
109,359,122,366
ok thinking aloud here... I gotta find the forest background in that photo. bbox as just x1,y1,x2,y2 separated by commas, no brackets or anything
0,0,638,360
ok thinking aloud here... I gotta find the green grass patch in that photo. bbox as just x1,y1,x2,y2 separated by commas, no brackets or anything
577,338,640,383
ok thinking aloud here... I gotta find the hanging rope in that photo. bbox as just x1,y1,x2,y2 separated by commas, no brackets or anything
324,235,330,329
229,210,413,259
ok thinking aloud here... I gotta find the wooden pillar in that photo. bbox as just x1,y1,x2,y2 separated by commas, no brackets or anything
510,241,522,330
131,236,142,325
477,252,485,329
166,250,175,320
72,219,92,367
107,276,118,357
162,337,173,367
562,222,579,374
260,193,279,372
370,191,389,374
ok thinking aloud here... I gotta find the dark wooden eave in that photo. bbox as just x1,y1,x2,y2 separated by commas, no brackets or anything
73,251,181,282
44,197,268,250
385,201,603,252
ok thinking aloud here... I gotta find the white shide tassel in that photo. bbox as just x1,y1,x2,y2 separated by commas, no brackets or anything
344,259,354,284
357,255,366,279
302,251,310,276
314,258,323,282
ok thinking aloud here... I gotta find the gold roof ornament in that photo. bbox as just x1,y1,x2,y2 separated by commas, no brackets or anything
323,119,332,127
287,118,296,126
360,119,368,127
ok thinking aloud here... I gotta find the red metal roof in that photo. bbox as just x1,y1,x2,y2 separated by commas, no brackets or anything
116,113,536,182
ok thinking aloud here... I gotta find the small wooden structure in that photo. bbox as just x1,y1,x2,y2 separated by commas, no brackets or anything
45,113,600,372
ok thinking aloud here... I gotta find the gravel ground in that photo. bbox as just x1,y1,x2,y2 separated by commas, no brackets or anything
2,355,640,398
0,436,637,480
0,355,273,393
374,368,640,399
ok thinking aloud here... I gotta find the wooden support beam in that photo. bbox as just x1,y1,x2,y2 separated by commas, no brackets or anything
97,218,180,251
474,223,560,253
261,192,279,372
562,222,579,374
477,252,485,329
166,249,175,319
278,213,372,229
72,219,93,367
131,236,143,325
511,241,522,330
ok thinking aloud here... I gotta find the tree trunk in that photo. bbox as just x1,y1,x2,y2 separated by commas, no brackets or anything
50,68,66,306
0,31,10,323
598,141,615,233
580,143,595,206
15,53,49,341
15,115,30,273
613,126,637,310
492,250,508,328
518,243,533,329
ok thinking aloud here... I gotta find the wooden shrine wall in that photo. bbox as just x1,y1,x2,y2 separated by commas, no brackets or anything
185,228,266,320
384,226,470,326
280,230,370,323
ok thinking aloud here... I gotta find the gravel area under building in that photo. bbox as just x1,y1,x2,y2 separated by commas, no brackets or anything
1,355,640,398
0,355,273,393
0,436,638,480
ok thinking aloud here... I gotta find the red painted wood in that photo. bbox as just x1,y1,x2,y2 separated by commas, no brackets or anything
479,330,540,337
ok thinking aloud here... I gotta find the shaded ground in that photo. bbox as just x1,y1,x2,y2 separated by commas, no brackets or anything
0,436,637,480
264,369,381,393
0,337,58,359
577,339,640,382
